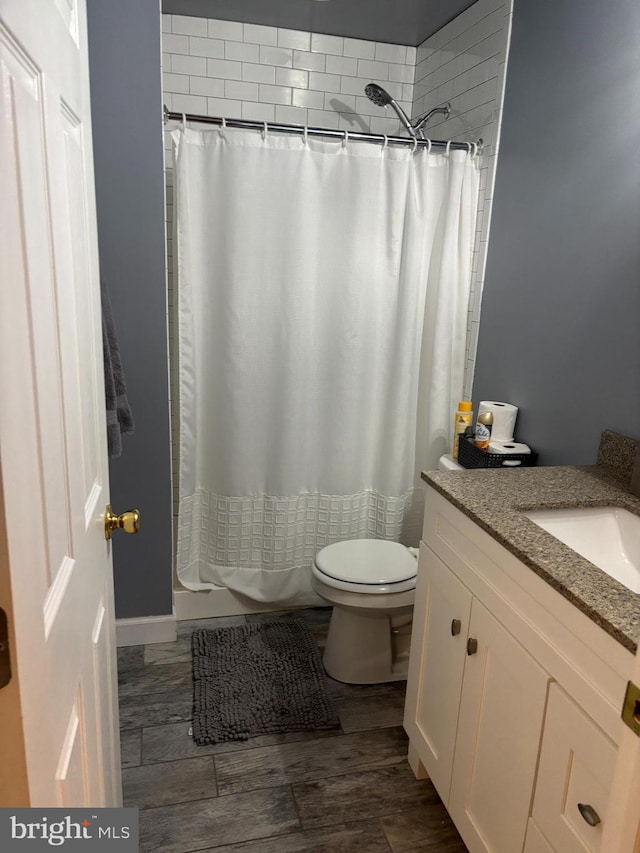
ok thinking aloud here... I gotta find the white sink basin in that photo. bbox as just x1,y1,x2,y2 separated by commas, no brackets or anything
524,506,640,594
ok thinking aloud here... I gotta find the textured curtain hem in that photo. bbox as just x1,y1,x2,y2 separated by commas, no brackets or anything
176,487,415,603
177,559,325,606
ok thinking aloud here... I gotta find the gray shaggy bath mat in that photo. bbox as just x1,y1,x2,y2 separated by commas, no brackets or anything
191,619,340,744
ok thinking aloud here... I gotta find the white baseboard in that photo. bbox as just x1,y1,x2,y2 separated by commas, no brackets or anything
174,586,283,621
116,609,177,647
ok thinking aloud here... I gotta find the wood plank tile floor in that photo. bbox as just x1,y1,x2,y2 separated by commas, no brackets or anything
118,607,468,853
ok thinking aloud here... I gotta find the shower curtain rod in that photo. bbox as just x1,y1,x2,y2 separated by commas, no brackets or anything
164,106,482,153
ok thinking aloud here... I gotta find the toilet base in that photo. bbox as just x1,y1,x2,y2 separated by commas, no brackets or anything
322,605,412,684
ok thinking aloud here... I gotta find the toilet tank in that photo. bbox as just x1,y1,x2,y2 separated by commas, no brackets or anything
438,454,463,471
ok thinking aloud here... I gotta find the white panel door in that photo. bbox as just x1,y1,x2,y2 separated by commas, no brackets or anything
449,599,550,853
404,544,472,801
0,0,121,806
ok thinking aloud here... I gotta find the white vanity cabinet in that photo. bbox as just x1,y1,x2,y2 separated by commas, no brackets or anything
523,821,554,853
530,683,617,853
405,549,472,798
404,485,633,853
448,596,550,852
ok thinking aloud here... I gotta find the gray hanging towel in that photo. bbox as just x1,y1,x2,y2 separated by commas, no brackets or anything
101,278,134,458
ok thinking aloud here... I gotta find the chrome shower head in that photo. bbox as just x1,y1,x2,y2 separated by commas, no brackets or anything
364,83,415,136
366,83,452,140
364,83,393,107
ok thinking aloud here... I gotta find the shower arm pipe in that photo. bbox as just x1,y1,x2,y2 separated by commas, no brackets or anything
163,107,482,153
413,104,452,138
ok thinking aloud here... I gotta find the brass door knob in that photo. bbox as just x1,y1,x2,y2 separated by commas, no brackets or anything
105,505,140,540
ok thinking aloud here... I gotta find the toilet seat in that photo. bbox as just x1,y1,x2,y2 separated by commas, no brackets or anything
313,539,417,594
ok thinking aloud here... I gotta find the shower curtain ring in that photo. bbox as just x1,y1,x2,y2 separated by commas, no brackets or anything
182,113,187,131
473,141,479,158
303,125,308,145
219,116,226,138
446,140,452,155
261,121,268,140
466,141,472,155
412,137,418,153
425,138,432,155
342,129,349,148
381,134,388,151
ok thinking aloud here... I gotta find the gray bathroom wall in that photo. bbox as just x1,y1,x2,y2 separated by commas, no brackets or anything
472,0,640,465
87,0,173,618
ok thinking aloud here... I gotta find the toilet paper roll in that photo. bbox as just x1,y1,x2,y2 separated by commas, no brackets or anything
489,441,531,455
478,401,518,442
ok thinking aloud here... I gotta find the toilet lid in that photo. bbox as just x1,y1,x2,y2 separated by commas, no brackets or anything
315,540,417,586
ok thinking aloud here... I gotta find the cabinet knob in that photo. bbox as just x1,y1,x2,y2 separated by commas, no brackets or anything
467,637,478,655
451,619,461,636
577,803,601,827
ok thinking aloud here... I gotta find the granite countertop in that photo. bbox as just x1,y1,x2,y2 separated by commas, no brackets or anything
421,462,640,653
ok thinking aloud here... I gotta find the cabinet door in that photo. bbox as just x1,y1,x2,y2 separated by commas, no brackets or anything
523,820,555,853
404,545,472,800
449,599,551,853
532,684,616,853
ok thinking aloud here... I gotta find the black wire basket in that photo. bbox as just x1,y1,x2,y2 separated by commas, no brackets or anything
457,436,537,469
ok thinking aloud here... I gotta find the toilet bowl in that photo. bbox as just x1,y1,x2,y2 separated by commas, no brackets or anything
312,454,462,684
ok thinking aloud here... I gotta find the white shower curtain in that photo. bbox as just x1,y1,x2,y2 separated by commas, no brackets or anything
173,126,479,603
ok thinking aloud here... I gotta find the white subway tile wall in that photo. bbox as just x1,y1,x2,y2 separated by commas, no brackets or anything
162,16,415,135
163,3,513,527
412,0,513,397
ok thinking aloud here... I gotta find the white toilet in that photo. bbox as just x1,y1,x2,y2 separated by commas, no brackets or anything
312,453,462,684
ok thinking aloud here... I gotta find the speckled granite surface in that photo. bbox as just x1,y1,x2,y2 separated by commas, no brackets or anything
421,463,640,653
597,428,639,482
